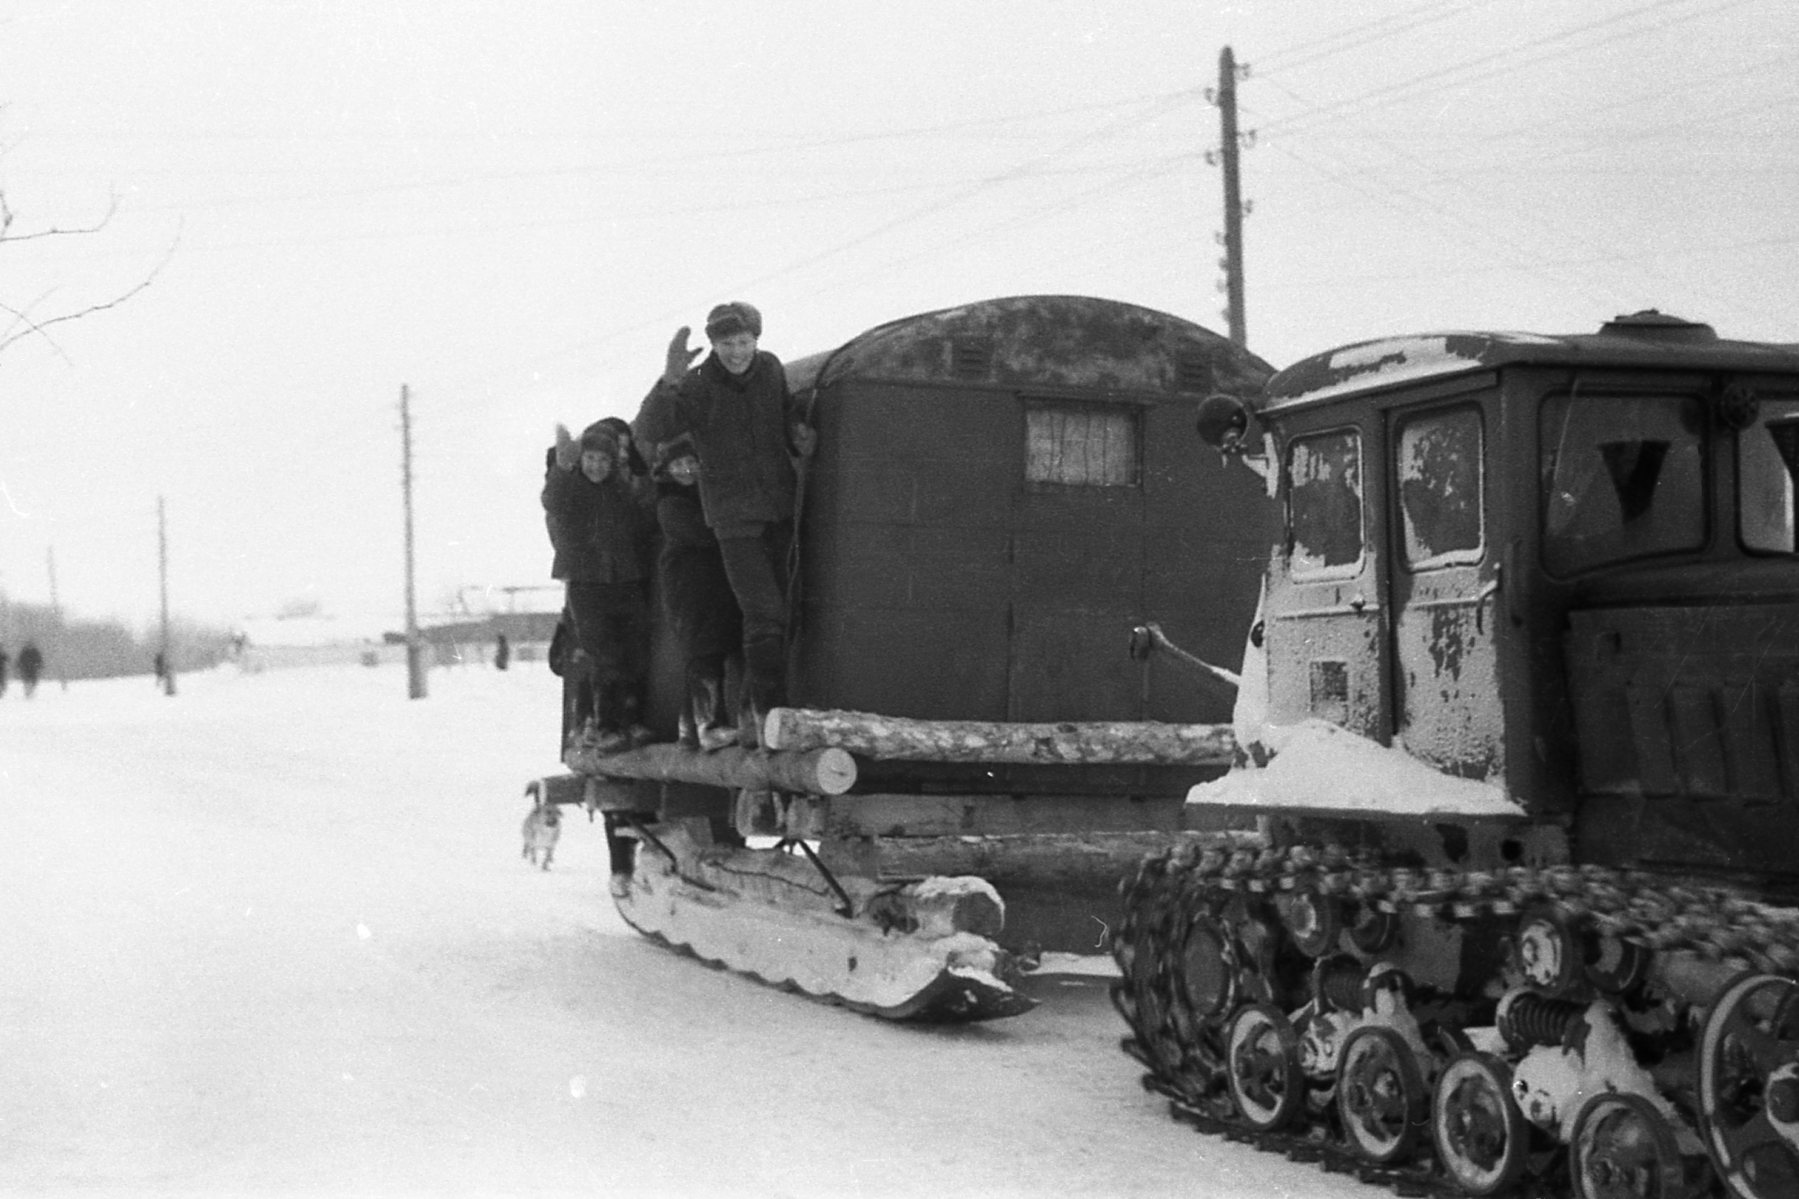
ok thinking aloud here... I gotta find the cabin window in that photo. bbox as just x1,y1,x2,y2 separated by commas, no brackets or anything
1397,407,1484,569
1740,397,1799,554
1024,402,1139,487
1287,428,1364,575
1540,392,1705,576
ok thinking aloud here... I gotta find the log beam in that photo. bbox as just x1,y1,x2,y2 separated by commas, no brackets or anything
777,791,1188,840
762,707,1237,766
565,740,856,796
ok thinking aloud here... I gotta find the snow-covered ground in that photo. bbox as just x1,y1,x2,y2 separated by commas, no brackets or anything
0,661,1376,1198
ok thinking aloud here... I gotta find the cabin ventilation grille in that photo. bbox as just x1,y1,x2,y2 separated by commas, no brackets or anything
1174,355,1212,393
951,338,994,378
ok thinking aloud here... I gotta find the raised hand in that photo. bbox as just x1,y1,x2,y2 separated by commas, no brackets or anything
664,326,703,385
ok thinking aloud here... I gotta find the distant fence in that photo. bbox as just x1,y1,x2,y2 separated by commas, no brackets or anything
238,640,551,673
423,638,550,668
239,643,405,672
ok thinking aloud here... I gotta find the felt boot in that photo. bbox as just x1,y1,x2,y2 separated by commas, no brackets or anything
688,667,736,753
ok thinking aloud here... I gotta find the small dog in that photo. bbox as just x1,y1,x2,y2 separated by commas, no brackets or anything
521,783,563,870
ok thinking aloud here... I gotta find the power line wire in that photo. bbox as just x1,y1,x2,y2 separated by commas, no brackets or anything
1255,0,1486,74
474,91,1206,382
104,88,1199,217
1257,0,1751,138
1237,0,1777,325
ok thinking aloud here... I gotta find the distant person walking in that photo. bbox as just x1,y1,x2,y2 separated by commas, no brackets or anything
16,643,43,698
0,645,9,698
493,632,510,672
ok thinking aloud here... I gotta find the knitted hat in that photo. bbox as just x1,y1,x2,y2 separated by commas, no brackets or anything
704,301,762,341
579,421,620,455
600,415,650,474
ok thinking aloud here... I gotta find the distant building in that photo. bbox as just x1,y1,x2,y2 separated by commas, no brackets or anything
234,587,562,672
406,585,562,667
233,613,397,672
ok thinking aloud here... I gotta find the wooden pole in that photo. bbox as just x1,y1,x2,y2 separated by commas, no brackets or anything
46,546,67,689
401,384,427,699
1218,45,1248,347
157,496,175,696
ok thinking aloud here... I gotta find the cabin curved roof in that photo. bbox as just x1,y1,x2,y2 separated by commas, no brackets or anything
1261,311,1799,414
784,294,1274,401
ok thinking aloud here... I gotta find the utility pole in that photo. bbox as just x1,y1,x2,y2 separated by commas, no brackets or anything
46,546,67,689
158,495,176,696
1214,45,1252,348
401,384,427,699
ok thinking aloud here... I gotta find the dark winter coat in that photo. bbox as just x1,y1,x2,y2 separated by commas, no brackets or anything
541,465,654,583
635,350,806,533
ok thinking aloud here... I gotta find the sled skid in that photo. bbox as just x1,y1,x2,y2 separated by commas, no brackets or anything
610,821,1035,1022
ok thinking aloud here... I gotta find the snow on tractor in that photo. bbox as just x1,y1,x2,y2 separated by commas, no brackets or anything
1113,311,1799,1198
527,294,1273,1021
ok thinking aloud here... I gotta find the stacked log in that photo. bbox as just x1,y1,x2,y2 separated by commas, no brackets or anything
566,740,856,795
761,707,1236,766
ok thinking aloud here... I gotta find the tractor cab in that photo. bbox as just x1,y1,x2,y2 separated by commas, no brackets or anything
1205,312,1799,887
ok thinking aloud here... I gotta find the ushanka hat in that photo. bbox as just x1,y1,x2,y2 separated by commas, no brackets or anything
579,420,620,455
704,301,762,341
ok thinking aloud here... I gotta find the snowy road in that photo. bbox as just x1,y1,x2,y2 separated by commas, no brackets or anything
0,663,1375,1197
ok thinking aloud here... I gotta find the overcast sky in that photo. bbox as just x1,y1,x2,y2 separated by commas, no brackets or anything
1,0,1794,631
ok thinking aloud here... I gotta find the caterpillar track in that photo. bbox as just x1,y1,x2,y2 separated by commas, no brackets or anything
1112,838,1799,1198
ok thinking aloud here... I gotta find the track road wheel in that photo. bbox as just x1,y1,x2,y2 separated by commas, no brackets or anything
1699,972,1799,1199
1277,887,1341,958
1432,1052,1528,1196
1517,903,1585,996
1226,1003,1304,1131
1347,902,1398,954
1179,914,1240,1022
1569,1092,1687,1199
1336,1025,1428,1166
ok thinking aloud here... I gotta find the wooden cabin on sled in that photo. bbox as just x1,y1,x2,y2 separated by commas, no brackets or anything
569,294,1275,960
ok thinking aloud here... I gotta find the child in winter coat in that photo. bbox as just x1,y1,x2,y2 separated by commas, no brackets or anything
542,420,656,752
648,432,742,751
634,302,814,745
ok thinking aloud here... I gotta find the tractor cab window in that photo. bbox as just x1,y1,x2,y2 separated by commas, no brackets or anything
1740,396,1799,554
1287,429,1364,575
1541,392,1705,576
1397,406,1484,569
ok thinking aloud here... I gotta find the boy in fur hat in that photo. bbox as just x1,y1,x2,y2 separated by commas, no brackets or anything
542,419,656,752
634,302,814,746
650,431,742,751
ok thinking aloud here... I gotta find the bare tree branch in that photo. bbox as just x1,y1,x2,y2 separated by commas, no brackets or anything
0,217,181,358
0,288,81,363
0,188,120,243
